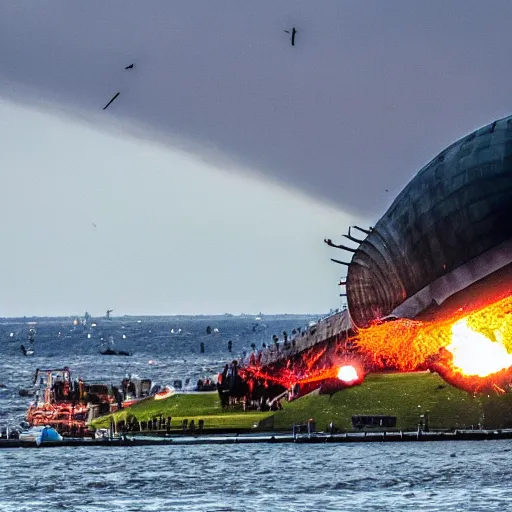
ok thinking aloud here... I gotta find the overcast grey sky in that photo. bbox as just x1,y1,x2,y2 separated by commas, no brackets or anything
0,99,360,316
0,1,510,316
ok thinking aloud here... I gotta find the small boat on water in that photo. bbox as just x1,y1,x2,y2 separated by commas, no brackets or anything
20,344,34,356
153,386,174,401
24,367,168,434
19,388,36,397
26,367,110,437
19,426,63,445
119,376,152,408
99,336,131,356
114,378,174,408
100,347,131,356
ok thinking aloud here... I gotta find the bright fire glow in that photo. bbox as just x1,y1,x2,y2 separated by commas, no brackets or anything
337,365,358,384
356,296,512,373
242,295,511,395
446,319,512,377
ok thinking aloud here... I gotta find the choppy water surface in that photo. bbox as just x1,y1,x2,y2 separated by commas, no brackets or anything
1,316,512,511
2,441,512,511
0,316,313,424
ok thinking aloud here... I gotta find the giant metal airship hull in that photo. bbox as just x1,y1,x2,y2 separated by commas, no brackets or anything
347,115,512,328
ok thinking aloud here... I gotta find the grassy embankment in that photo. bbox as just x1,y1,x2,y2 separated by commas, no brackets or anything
92,391,272,431
92,372,512,432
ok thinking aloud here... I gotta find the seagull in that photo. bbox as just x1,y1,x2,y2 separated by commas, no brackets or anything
284,27,297,46
103,92,120,110
125,63,134,70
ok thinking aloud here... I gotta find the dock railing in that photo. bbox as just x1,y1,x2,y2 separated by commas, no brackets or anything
257,309,352,367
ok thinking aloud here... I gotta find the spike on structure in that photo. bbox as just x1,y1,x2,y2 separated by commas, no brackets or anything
331,258,350,266
343,227,364,244
338,244,357,253
353,225,372,236
324,238,356,252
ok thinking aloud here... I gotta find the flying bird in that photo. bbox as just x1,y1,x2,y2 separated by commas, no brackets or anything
284,27,297,46
92,222,97,228
125,63,134,70
103,92,120,110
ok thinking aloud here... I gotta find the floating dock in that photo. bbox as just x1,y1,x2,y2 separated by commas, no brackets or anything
3,428,512,449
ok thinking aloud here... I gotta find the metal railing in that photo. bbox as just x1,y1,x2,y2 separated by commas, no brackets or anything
257,309,353,367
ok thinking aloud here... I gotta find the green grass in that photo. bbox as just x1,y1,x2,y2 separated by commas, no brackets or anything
92,373,512,432
274,372,483,431
91,392,273,430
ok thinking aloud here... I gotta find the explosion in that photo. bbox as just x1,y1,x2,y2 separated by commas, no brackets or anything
337,365,359,384
355,295,512,392
446,319,512,377
242,295,512,397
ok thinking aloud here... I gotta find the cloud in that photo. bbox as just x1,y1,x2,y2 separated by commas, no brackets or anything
0,1,511,217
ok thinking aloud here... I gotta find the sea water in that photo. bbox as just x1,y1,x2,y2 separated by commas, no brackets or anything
1,316,510,511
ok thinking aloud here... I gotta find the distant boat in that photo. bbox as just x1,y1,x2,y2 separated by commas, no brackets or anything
19,388,36,397
100,336,131,356
100,347,131,356
120,376,153,408
20,344,34,356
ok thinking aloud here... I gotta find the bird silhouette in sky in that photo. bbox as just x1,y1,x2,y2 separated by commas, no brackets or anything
103,92,120,110
92,222,97,228
125,63,134,70
284,27,297,46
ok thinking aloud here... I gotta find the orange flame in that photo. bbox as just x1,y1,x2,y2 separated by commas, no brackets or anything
355,295,512,374
243,295,511,395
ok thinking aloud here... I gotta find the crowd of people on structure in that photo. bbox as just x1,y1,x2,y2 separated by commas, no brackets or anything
214,359,287,411
241,312,344,369
209,310,359,410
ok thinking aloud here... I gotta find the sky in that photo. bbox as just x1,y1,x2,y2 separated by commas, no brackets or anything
0,1,511,316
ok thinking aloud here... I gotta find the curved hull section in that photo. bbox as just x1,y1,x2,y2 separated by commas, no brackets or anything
347,115,512,327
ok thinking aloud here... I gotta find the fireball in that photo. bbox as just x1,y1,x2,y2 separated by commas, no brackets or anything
337,365,359,384
446,319,512,377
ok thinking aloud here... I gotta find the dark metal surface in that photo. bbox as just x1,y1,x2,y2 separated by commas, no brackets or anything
347,115,512,327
